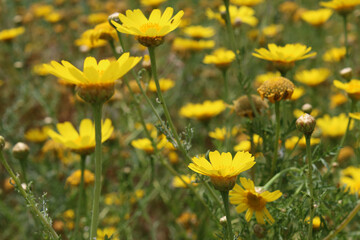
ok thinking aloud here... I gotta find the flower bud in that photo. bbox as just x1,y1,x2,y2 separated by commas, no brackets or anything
108,12,120,25
220,216,227,226
296,113,316,136
340,67,352,81
0,136,5,151
301,103,313,114
12,142,30,160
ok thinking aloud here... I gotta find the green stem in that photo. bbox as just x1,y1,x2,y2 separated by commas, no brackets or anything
221,69,229,103
73,154,87,240
108,39,119,58
271,101,281,177
220,191,233,240
19,159,28,184
306,135,314,240
263,167,301,190
89,103,103,240
0,151,59,239
343,14,349,60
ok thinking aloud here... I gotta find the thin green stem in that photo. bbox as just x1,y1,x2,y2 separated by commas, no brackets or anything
108,39,119,58
220,191,233,240
343,14,349,60
271,101,281,177
0,151,59,239
89,103,103,240
221,69,229,103
73,154,87,240
19,159,28,184
263,167,301,190
306,135,314,240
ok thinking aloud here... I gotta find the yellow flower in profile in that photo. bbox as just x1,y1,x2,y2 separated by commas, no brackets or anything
32,63,50,76
229,178,282,224
285,136,321,150
320,0,360,15
0,27,25,42
45,11,63,23
75,33,107,50
349,112,360,120
131,135,168,154
330,93,347,108
234,134,263,152
231,0,264,7
340,166,360,194
183,25,215,39
290,87,305,101
97,227,119,240
209,127,229,141
66,169,95,187
25,126,51,143
323,47,346,62
140,0,167,8
279,1,299,14
112,7,184,47
87,13,108,25
334,79,360,100
172,174,198,188
172,38,215,52
301,9,333,27
47,119,114,155
294,68,331,87
305,216,322,229
179,100,227,121
148,78,175,92
85,22,118,44
293,108,320,118
188,151,255,191
32,4,53,17
262,24,284,38
317,114,353,138
254,72,281,87
207,5,258,27
257,77,295,103
203,48,236,69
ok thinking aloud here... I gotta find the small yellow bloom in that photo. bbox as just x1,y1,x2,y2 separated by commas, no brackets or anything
104,192,124,206
305,216,322,229
172,175,198,188
183,25,215,39
209,127,228,141
294,68,331,87
330,93,347,109
230,178,282,224
25,126,50,143
63,209,75,220
320,0,360,15
334,79,360,100
130,189,145,203
301,9,333,27
317,114,353,138
290,87,305,101
257,77,295,103
254,72,281,87
47,119,114,155
140,0,167,7
179,100,227,121
172,38,215,52
32,63,50,76
97,227,119,240
87,13,108,25
323,47,346,62
207,5,258,27
0,27,25,42
340,166,360,194
85,22,118,44
293,109,319,118
234,134,263,152
148,78,175,92
112,7,184,47
32,4,53,17
66,169,95,187
203,48,236,69
188,151,255,191
285,136,321,149
75,33,107,50
131,135,169,154
349,112,360,120
231,0,264,7
45,11,63,23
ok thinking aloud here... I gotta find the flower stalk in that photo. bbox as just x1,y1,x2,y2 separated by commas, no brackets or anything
271,101,281,176
306,135,314,240
220,191,233,240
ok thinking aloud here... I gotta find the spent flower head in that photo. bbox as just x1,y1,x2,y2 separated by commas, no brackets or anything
257,77,295,103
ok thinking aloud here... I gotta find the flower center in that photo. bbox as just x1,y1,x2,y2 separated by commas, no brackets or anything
246,191,265,210
140,22,161,33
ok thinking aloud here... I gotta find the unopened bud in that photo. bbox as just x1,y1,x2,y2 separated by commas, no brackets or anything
0,136,5,151
296,113,316,136
301,103,313,114
340,67,352,81
108,12,120,29
12,142,30,160
234,17,242,27
220,216,227,226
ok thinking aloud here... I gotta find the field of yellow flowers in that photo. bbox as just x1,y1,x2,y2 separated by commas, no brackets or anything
1,0,360,239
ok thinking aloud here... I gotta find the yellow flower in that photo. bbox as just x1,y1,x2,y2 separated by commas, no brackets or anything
32,63,50,76
290,87,305,101
207,5,258,27
188,151,255,191
254,72,281,87
85,22,118,44
66,169,95,187
179,100,227,121
148,78,175,92
25,126,50,143
234,134,263,152
172,38,215,52
104,192,124,206
131,135,168,154
320,0,360,15
112,7,184,47
323,47,346,62
340,166,360,194
279,1,299,15
63,209,75,220
229,178,282,224
97,227,119,240
140,0,167,7
330,93,347,108
349,112,360,120
0,27,25,42
172,175,198,188
209,127,229,141
317,114,353,138
183,25,215,39
45,11,63,23
262,24,284,38
305,216,322,229
231,0,264,7
32,4,53,17
87,13,108,25
75,33,107,50
301,9,333,26
294,68,331,87
293,109,319,118
285,136,321,149
47,119,114,155
130,189,145,203
334,79,360,100
203,48,236,69
257,77,295,103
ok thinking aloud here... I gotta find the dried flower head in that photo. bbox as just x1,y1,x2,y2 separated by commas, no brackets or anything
257,77,295,103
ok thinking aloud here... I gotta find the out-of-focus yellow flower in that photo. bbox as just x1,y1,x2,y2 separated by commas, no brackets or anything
234,134,263,152
47,119,114,155
183,25,215,39
63,209,75,220
285,136,321,149
231,0,264,7
32,4,53,17
334,79,360,100
323,47,346,62
87,13,108,25
262,24,284,38
131,135,169,154
66,169,95,187
230,178,282,224
179,100,226,121
254,72,281,87
293,109,319,118
25,126,50,143
294,68,331,87
349,112,360,120
140,0,167,7
130,189,145,203
301,9,333,26
209,127,228,141
330,93,347,108
340,166,360,194
290,87,305,101
188,151,255,191
305,216,322,229
176,212,198,231
207,5,258,27
104,192,124,206
148,78,175,92
0,27,25,42
279,1,299,15
317,114,353,137
45,11,63,23
75,33,107,50
172,175,198,188
32,63,50,76
257,77,295,103
203,48,236,69
172,38,215,52
97,227,119,240
320,0,360,15
84,22,118,45
112,7,184,47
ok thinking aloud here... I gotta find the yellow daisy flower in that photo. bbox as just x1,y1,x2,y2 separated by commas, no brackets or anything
112,7,184,47
340,166,360,194
47,119,114,155
334,79,360,100
0,27,25,42
305,216,322,229
148,78,175,92
320,0,360,15
323,47,346,62
66,169,95,187
25,126,51,143
254,72,281,87
188,151,256,191
231,0,264,7
87,13,108,25
229,178,282,224
131,135,169,154
330,93,347,108
140,0,167,8
97,227,119,240
234,134,263,152
290,87,305,101
183,25,215,39
209,127,229,141
317,114,353,138
285,136,321,149
294,68,331,86
301,9,333,27
172,174,198,188
172,38,215,52
75,33,107,50
203,48,236,69
207,5,258,27
179,100,227,121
